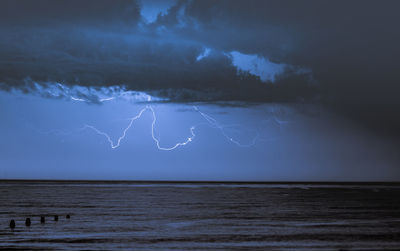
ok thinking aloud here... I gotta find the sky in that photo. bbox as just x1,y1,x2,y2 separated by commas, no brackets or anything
0,0,399,181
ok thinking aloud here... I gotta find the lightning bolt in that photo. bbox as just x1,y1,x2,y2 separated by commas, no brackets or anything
148,106,196,150
83,104,258,150
83,107,148,149
193,106,259,147
22,83,266,149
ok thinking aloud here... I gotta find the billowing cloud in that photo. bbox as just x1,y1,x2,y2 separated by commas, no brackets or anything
0,0,399,135
140,0,177,23
7,79,163,104
0,0,313,104
196,47,211,61
228,51,286,82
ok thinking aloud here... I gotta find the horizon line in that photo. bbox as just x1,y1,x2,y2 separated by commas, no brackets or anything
0,179,400,185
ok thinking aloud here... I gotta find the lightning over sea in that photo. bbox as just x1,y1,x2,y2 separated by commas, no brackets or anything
15,83,267,151
2,84,400,251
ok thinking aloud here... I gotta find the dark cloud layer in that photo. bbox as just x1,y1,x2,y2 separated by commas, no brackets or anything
0,0,140,26
0,0,399,135
0,0,314,102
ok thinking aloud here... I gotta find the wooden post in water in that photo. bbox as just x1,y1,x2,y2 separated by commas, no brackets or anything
9,220,15,229
25,218,31,226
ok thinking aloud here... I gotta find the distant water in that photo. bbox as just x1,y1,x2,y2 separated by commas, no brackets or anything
1,181,400,250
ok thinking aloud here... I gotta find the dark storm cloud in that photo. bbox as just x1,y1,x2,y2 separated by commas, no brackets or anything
148,0,400,135
0,0,399,133
0,0,141,26
156,0,400,101
0,0,314,103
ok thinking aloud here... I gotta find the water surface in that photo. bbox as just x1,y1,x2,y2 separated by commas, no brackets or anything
1,181,400,250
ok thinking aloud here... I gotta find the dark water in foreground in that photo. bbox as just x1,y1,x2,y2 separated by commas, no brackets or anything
1,181,400,250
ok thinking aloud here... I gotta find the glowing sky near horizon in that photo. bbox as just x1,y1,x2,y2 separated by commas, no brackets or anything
1,90,399,181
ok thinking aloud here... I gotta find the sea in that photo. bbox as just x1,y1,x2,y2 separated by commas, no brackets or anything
0,181,400,250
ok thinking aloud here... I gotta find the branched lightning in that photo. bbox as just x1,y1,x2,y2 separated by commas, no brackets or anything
23,83,272,150
148,106,196,150
193,106,259,147
83,107,148,149
83,104,258,150
82,105,196,150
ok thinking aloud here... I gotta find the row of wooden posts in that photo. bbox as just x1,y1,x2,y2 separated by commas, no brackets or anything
9,215,70,229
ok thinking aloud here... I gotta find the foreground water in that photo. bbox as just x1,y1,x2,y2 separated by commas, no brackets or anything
0,181,400,250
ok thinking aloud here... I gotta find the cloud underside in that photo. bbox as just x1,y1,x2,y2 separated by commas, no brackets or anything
0,0,399,108
0,28,314,103
0,0,316,103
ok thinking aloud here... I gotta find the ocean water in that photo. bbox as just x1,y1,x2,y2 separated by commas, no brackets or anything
1,181,400,250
